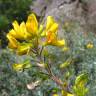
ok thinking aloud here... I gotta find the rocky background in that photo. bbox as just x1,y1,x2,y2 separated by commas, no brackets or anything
31,0,96,34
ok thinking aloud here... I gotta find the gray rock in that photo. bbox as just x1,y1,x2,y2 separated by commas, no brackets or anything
31,0,96,34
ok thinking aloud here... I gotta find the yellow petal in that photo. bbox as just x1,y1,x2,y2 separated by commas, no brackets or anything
26,13,38,35
20,22,32,39
52,94,59,96
8,29,17,38
7,34,19,49
46,16,54,30
17,44,32,55
41,30,46,37
12,63,24,71
67,93,74,96
20,22,26,35
56,39,65,47
86,43,93,49
47,32,56,44
12,20,20,32
12,62,31,71
11,21,32,40
12,21,26,39
48,23,58,33
44,31,65,47
62,90,74,96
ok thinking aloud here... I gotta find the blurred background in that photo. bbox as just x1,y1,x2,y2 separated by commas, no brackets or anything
0,0,96,96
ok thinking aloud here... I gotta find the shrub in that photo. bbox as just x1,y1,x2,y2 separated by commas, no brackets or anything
5,13,90,96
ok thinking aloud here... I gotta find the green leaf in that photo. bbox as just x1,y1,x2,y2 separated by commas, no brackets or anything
59,58,73,68
75,73,88,87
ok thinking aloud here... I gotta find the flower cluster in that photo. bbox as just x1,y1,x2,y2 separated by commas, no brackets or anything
6,14,89,96
7,14,65,55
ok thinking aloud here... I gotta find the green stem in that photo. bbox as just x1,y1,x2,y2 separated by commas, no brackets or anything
35,45,67,91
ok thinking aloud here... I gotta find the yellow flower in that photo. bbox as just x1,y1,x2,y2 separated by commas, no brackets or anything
12,63,24,71
43,16,65,47
86,42,93,49
52,94,59,96
11,21,32,40
8,14,39,40
7,34,19,49
12,63,31,71
45,31,65,47
46,16,58,33
62,90,74,96
46,16,54,30
7,14,65,53
17,43,32,55
67,93,74,96
41,16,58,36
26,13,38,37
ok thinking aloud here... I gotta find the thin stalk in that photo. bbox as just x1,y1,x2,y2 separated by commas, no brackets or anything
34,44,67,91
39,46,44,56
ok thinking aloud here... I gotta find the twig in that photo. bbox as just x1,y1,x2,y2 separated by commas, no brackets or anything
39,46,44,56
35,46,67,91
